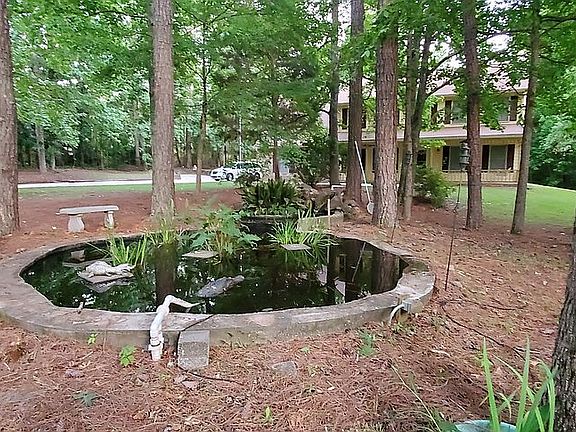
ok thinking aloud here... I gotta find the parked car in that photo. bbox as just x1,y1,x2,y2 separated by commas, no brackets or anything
210,161,263,182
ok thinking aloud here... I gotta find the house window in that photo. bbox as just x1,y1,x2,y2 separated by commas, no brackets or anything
444,100,452,124
506,144,515,169
341,107,349,129
509,96,518,122
482,145,516,170
431,104,438,125
498,96,520,122
442,146,461,171
451,100,466,124
341,107,367,129
416,149,427,166
444,99,465,124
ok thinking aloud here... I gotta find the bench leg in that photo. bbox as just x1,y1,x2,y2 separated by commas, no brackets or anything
104,211,115,229
68,215,85,233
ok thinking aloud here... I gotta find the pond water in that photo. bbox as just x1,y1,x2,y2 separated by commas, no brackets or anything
22,237,405,314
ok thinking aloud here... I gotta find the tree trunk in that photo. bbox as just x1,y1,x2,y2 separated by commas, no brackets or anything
150,0,175,218
0,0,19,236
184,124,193,168
553,215,576,432
408,32,433,221
174,135,182,167
372,0,398,227
50,150,56,170
463,0,482,229
511,0,540,235
328,0,341,186
398,31,419,220
35,123,47,173
344,0,364,203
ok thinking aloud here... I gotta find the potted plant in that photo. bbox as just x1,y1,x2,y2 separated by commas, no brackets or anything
238,178,306,235
455,340,554,432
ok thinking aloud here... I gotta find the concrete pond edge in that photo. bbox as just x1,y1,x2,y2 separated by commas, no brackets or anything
0,233,435,351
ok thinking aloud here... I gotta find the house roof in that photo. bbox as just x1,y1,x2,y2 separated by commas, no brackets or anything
335,76,528,104
337,123,524,143
416,123,524,140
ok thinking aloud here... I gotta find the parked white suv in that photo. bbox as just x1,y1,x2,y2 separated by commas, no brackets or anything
210,161,263,182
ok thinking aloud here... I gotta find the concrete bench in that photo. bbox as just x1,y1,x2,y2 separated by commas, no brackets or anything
58,205,119,233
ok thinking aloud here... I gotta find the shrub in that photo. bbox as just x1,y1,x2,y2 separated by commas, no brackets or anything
280,131,330,186
414,166,454,208
240,179,304,217
235,170,262,189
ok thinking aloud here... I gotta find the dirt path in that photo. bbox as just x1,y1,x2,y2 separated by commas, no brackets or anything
0,190,570,432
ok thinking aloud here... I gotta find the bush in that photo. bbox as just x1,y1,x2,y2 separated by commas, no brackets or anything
414,166,454,208
234,170,261,189
280,131,330,186
239,179,304,217
186,206,260,256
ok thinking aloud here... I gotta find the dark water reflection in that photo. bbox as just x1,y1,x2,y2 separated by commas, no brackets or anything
23,237,406,314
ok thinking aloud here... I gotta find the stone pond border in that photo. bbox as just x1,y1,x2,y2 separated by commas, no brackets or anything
0,234,435,349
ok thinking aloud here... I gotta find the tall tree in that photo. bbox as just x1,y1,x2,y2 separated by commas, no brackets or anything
328,0,341,185
553,215,576,432
398,30,419,220
0,0,19,235
462,0,483,229
372,0,398,227
345,0,365,203
150,0,175,218
511,0,540,234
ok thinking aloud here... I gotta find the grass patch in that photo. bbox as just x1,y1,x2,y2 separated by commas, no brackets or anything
19,181,233,198
453,183,576,228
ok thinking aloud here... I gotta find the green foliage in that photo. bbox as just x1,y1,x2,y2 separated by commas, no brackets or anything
414,166,454,208
263,406,274,424
187,206,260,256
106,234,149,267
87,333,97,345
479,339,555,432
234,170,262,190
531,115,576,190
270,220,332,249
72,391,99,407
358,331,376,358
150,218,181,248
280,129,330,186
119,345,136,367
240,179,303,217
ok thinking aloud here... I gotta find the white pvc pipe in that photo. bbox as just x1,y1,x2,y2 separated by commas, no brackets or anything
149,295,198,361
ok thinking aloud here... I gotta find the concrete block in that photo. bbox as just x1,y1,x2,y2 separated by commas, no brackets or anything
177,330,210,370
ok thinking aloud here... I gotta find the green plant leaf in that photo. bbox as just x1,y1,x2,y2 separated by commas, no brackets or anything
72,391,99,407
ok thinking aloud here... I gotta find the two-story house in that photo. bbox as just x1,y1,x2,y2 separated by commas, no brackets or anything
323,80,527,184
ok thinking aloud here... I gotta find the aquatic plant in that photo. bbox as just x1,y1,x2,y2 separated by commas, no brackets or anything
270,219,333,249
150,217,181,248
106,234,149,267
187,206,260,256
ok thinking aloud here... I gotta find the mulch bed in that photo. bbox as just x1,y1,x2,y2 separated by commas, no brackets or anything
0,189,570,431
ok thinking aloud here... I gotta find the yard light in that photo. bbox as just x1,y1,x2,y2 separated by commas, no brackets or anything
459,140,470,169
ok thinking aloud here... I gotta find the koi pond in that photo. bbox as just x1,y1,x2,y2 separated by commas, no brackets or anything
22,236,406,314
